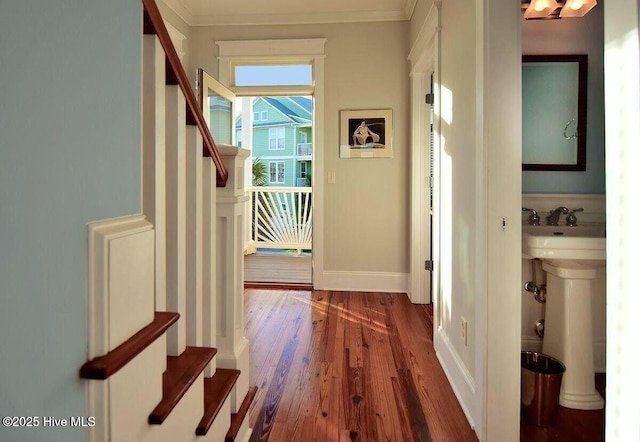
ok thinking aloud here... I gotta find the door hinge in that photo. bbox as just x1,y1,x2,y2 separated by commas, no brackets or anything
425,93,434,105
424,260,434,271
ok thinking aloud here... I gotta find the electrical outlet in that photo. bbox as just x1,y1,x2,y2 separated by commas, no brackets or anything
461,317,468,346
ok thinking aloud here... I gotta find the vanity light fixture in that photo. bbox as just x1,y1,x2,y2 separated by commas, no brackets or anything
559,0,597,17
523,0,560,19
521,0,597,19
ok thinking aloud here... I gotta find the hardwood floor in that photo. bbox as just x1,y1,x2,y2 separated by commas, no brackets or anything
244,289,478,442
519,374,605,442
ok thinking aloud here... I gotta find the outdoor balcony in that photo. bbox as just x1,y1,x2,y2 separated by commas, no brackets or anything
296,142,312,158
244,186,312,285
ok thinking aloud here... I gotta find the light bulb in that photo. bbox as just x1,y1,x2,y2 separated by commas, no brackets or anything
569,0,583,10
535,0,549,11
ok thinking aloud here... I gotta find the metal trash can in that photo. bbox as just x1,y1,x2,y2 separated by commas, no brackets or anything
521,351,566,427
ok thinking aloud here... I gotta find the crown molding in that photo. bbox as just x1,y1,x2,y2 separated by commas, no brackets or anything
192,10,407,26
159,0,195,25
160,0,415,26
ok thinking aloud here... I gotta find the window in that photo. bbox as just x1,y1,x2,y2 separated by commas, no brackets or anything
269,161,285,184
269,127,285,150
253,112,259,121
300,162,307,178
234,64,313,87
261,111,268,121
299,131,308,144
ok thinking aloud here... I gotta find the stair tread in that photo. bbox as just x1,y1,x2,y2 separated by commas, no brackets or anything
195,368,242,436
149,346,217,424
79,312,179,380
225,386,258,442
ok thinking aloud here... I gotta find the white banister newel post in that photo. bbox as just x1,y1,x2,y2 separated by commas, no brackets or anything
216,144,251,412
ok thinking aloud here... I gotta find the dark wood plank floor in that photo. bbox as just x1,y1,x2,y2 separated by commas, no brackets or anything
244,289,478,442
519,374,605,442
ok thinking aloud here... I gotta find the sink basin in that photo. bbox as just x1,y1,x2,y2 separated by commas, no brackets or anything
522,223,606,260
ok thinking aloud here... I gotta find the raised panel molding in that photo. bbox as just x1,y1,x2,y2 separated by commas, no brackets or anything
87,215,155,359
87,214,156,442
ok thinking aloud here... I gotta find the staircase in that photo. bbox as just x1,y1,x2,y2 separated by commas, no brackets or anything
79,1,256,440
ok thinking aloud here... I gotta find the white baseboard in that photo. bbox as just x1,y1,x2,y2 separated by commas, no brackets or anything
434,326,476,429
433,327,476,428
320,271,409,293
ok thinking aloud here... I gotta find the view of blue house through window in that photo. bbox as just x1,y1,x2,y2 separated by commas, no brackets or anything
236,96,312,188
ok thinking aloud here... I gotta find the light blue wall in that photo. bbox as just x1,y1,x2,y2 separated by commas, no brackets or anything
522,9,605,194
0,2,141,441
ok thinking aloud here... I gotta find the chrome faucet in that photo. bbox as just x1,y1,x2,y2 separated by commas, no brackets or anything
522,207,540,226
546,206,569,226
566,208,584,226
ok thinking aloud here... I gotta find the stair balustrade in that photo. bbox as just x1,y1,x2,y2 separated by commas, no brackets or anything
79,1,255,440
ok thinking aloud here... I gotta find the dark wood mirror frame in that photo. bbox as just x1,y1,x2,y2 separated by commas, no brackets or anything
522,54,588,171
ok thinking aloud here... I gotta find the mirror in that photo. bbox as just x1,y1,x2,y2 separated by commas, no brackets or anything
197,68,236,145
522,54,587,171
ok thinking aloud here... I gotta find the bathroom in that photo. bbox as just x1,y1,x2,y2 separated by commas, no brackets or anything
520,3,605,440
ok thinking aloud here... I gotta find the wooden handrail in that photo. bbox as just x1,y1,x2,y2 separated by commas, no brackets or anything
142,0,228,187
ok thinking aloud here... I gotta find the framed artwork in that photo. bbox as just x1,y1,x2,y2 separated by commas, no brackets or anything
339,109,393,159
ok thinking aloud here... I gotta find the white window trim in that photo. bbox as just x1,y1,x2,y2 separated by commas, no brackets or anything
216,38,326,289
269,161,286,184
217,39,325,96
261,110,268,121
253,112,259,121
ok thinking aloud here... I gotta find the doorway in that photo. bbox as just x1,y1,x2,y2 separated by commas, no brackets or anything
410,58,436,307
238,94,314,285
216,38,327,289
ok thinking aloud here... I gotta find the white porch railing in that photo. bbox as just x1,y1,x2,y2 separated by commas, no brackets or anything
248,186,312,253
297,143,312,156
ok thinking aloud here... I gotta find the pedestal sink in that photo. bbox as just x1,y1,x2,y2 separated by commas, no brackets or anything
522,222,606,410
522,223,605,260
